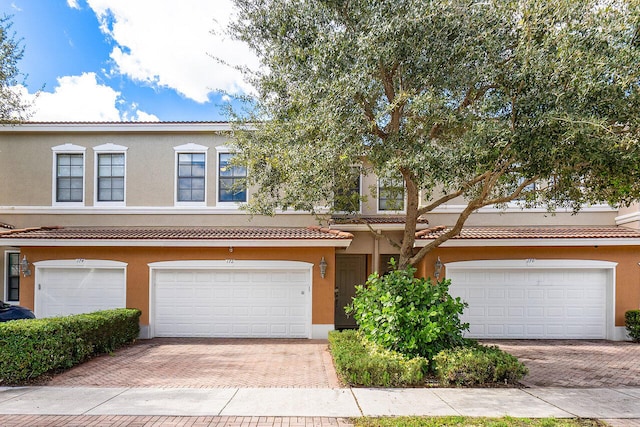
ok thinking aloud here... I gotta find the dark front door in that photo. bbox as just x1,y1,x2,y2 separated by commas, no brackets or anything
335,254,368,329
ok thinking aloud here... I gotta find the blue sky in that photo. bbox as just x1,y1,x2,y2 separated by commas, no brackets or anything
0,0,256,122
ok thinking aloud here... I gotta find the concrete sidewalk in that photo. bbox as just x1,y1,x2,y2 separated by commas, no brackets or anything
1,386,640,419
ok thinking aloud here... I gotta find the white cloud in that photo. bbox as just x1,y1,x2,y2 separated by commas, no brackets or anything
19,72,156,122
66,0,80,9
129,110,160,122
85,0,258,104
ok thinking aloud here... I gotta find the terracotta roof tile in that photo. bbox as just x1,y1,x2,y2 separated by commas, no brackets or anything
416,226,640,240
0,226,353,241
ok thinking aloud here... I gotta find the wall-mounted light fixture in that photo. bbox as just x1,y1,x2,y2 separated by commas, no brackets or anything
20,255,32,277
434,257,443,280
319,257,328,279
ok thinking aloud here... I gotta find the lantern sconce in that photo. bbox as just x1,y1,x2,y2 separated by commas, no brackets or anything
20,255,32,277
434,257,443,280
319,257,328,279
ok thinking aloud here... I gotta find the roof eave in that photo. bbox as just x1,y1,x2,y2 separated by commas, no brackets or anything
1,238,352,248
0,122,235,133
414,238,640,247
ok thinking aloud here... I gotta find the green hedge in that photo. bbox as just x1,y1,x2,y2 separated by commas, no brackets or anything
626,310,640,342
328,330,427,387
433,345,528,387
0,308,141,385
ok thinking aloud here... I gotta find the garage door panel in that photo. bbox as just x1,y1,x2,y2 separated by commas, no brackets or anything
449,266,608,339
528,307,544,317
38,267,126,318
154,267,310,338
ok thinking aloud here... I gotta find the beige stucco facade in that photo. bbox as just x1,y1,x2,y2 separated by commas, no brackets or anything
1,122,639,340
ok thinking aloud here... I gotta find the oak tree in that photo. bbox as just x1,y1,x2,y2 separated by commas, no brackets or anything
227,0,640,268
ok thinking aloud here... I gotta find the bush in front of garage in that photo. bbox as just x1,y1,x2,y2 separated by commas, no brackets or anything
346,263,469,362
433,344,529,386
338,263,528,387
328,329,427,387
626,309,640,342
0,308,141,385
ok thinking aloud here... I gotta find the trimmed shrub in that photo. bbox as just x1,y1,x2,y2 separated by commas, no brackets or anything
328,330,427,387
347,263,469,361
626,310,640,342
0,308,141,384
433,344,528,387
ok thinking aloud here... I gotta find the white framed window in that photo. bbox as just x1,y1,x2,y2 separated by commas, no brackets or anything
4,251,20,303
52,143,86,206
174,143,208,205
216,147,247,207
377,174,406,213
94,143,128,206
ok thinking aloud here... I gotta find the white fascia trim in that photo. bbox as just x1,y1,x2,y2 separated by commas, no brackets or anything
6,238,352,248
616,211,640,226
414,238,640,247
0,122,233,133
430,204,617,214
445,259,618,270
34,259,128,268
148,260,314,269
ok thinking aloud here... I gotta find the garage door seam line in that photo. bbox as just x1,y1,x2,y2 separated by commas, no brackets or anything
218,388,240,416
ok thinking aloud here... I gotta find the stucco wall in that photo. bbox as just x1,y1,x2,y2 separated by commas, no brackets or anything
417,245,640,327
19,246,337,327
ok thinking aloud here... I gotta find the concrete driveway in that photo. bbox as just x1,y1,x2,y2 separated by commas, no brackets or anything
47,338,342,388
483,339,640,388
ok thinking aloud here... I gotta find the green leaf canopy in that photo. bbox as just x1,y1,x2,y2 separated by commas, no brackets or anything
228,0,640,267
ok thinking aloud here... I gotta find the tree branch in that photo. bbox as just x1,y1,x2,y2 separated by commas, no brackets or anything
417,172,490,215
356,93,387,139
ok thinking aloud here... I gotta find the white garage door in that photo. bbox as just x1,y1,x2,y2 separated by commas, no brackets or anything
447,261,613,339
152,264,311,338
36,262,127,318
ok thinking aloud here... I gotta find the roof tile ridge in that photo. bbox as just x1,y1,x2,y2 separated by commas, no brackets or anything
415,224,447,238
307,225,354,239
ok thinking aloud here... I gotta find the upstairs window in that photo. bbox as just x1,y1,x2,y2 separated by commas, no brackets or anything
56,153,84,202
177,153,206,202
52,144,86,205
94,143,127,205
218,152,247,203
97,153,125,202
378,175,405,212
